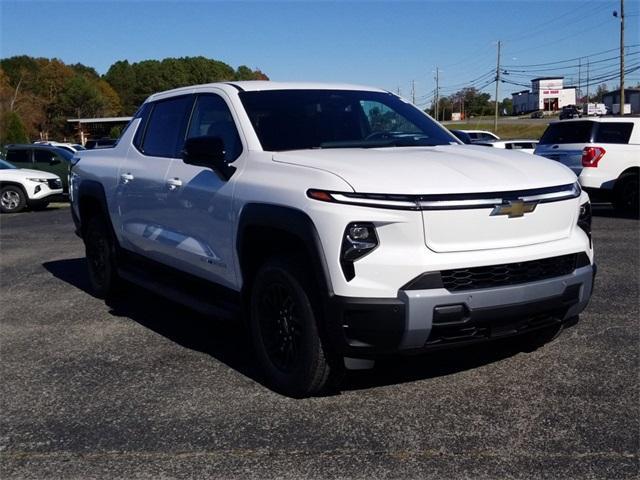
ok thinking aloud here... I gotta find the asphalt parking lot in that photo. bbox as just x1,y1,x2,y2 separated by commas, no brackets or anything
1,205,638,479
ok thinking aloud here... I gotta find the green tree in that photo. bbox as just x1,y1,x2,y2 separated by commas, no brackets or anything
58,75,105,118
500,97,513,115
1,111,29,145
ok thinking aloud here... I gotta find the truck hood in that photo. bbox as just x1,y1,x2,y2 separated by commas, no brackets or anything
272,145,576,194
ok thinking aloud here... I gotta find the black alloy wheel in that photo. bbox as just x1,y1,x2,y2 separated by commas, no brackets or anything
249,256,338,397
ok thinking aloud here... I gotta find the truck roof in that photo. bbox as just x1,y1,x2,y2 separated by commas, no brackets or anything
147,81,388,101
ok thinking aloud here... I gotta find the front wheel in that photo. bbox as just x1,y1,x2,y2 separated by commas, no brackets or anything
249,256,337,397
0,185,26,213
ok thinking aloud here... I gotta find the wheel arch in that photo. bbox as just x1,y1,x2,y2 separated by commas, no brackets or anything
236,203,333,299
618,166,639,180
76,180,114,238
0,181,28,197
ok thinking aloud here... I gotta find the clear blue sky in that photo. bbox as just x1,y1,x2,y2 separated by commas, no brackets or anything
1,0,639,107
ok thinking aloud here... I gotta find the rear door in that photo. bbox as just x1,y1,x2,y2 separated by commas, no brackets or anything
116,94,195,263
535,121,596,175
6,148,32,169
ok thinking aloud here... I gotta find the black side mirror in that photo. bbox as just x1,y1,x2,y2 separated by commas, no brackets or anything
182,136,235,180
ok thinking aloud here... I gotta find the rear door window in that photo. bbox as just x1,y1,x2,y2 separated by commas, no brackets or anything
141,95,194,157
539,121,595,144
6,149,31,164
594,123,633,144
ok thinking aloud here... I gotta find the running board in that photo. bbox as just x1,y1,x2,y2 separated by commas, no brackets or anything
116,257,241,321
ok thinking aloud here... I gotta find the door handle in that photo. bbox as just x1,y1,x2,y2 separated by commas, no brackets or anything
120,173,134,184
167,177,183,191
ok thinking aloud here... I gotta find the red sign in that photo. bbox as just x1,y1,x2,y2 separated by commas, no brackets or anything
543,90,560,94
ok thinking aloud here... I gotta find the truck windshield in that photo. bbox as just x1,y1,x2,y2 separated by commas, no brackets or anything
239,90,458,151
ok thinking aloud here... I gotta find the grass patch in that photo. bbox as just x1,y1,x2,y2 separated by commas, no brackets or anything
446,122,550,140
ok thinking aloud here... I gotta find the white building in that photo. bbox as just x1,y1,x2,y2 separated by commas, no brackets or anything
512,77,577,114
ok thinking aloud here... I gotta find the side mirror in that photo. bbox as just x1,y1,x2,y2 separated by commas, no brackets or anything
181,136,235,180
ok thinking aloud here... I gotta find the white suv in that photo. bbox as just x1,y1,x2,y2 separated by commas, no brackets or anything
70,82,595,397
0,159,63,213
535,118,639,214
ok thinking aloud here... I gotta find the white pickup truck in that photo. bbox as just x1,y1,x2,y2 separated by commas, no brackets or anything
535,118,639,214
70,82,595,397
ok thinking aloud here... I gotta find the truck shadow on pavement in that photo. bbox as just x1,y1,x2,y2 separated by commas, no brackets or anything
43,257,525,395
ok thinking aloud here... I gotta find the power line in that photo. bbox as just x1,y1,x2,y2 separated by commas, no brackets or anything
503,44,640,69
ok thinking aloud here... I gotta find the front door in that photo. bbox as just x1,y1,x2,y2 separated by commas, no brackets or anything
116,94,195,264
161,92,243,288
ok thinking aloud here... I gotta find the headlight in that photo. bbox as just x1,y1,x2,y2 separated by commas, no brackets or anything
27,178,48,183
578,201,592,247
340,222,378,281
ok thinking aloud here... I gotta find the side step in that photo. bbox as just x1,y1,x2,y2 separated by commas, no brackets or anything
116,253,242,321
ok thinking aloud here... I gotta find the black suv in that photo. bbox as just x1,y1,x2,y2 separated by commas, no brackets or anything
559,105,582,120
4,144,73,192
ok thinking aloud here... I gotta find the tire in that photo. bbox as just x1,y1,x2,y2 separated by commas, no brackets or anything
249,255,338,397
0,185,26,213
84,215,121,299
613,172,639,216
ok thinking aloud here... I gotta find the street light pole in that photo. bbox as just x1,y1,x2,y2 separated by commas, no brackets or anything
620,0,625,114
494,40,501,133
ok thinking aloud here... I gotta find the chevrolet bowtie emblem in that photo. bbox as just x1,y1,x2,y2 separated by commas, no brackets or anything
490,199,538,218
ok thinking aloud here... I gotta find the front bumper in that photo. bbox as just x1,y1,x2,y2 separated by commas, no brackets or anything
328,260,595,357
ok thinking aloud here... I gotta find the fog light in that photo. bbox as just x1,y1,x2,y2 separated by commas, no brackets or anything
348,225,370,241
340,222,378,281
578,201,592,247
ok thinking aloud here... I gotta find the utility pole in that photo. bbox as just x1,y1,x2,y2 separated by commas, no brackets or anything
434,67,439,121
411,80,415,105
586,59,590,104
578,57,582,104
620,0,625,114
396,86,401,96
494,40,501,133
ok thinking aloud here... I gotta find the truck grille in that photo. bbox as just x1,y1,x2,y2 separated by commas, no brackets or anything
441,254,578,292
47,178,62,189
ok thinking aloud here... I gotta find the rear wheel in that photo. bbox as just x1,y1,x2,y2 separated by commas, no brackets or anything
0,185,26,213
249,255,338,397
613,172,639,216
84,215,121,299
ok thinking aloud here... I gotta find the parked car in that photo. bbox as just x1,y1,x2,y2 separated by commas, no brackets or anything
559,105,582,120
530,110,545,119
4,144,73,192
449,129,473,144
33,141,83,153
535,118,639,214
71,81,595,397
458,129,500,142
0,159,63,213
84,138,117,149
475,139,539,154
